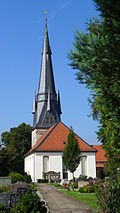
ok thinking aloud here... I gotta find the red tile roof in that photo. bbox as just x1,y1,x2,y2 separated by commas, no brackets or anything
26,122,96,156
92,145,107,163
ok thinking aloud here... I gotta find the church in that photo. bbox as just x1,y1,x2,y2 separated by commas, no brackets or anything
24,18,96,182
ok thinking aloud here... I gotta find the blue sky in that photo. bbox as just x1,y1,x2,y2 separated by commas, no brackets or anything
0,0,100,145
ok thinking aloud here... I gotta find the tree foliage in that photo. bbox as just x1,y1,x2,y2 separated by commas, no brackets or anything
63,127,81,177
0,123,32,176
68,0,120,173
96,174,120,213
9,171,32,183
0,204,8,212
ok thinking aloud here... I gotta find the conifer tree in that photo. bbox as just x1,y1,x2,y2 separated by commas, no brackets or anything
63,127,81,179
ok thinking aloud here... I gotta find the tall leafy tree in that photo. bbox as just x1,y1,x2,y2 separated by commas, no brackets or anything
0,123,32,176
68,0,120,174
63,127,81,179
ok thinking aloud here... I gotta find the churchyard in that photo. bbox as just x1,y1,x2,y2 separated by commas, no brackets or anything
0,174,47,212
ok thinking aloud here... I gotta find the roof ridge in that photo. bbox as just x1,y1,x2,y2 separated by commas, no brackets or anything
60,121,96,152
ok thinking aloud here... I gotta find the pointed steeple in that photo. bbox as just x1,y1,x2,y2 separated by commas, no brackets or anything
38,17,56,96
33,18,62,129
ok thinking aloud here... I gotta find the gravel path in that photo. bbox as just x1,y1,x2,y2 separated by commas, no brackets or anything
38,183,92,213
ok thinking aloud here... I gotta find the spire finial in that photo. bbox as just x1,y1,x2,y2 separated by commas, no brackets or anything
44,10,48,24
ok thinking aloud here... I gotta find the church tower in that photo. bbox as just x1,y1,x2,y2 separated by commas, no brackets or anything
32,18,62,147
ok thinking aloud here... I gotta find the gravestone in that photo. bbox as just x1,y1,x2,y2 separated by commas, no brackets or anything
11,181,29,193
0,182,30,207
0,192,10,206
10,193,19,207
17,187,28,195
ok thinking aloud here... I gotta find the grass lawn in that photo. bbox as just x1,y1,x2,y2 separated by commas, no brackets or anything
49,183,97,210
61,189,97,210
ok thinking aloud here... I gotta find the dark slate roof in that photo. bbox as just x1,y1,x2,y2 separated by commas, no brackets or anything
38,20,56,96
32,19,61,129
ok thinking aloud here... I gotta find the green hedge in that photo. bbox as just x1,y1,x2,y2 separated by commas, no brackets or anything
96,178,120,213
9,172,32,183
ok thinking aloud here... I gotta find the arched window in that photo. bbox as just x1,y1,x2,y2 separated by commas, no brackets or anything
43,156,49,173
46,116,54,125
81,156,87,176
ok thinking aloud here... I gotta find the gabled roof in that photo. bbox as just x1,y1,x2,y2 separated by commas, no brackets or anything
25,122,96,157
92,145,107,164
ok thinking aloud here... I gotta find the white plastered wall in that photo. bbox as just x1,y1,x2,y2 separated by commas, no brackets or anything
86,152,96,178
68,152,96,180
49,153,63,179
25,152,63,182
24,154,35,182
25,151,96,182
35,152,63,181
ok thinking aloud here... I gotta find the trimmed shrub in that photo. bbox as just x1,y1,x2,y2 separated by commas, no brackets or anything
10,172,23,183
10,192,47,213
9,172,32,184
